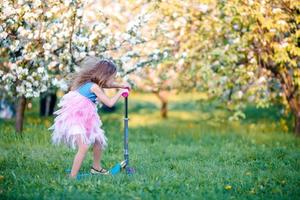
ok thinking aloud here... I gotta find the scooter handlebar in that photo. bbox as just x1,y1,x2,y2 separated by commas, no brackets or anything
121,87,130,97
122,92,129,97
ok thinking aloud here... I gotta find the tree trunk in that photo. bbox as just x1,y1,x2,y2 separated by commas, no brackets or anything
153,90,169,119
15,95,26,134
267,68,300,136
295,114,300,136
40,92,57,116
285,97,300,136
161,101,168,118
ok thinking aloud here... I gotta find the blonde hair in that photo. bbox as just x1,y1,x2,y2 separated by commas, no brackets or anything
68,56,117,91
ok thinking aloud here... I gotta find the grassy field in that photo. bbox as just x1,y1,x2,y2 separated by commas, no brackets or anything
0,92,299,199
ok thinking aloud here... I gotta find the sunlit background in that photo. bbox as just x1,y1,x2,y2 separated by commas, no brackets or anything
0,0,299,199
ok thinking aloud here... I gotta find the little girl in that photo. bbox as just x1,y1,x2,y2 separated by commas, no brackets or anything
48,56,130,179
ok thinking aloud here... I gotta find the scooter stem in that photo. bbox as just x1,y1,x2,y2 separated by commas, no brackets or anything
124,95,129,167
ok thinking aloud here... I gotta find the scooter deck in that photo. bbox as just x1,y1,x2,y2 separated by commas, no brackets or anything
65,162,125,180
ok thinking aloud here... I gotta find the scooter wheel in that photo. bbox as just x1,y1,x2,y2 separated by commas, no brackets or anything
126,167,135,174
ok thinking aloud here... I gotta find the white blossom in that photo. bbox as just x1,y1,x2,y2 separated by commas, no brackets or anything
178,58,184,66
257,76,266,84
129,38,138,45
41,85,47,92
94,23,106,31
59,80,68,91
279,41,288,49
248,0,254,6
233,24,239,30
236,91,243,99
25,81,32,88
0,31,8,39
247,71,254,77
122,33,131,40
198,4,209,13
3,5,15,16
233,37,240,44
51,6,60,13
77,9,84,17
79,52,87,59
37,67,44,74
43,43,51,51
33,91,40,97
272,8,282,14
163,51,168,58
33,80,39,86
172,12,178,18
277,20,287,26
45,11,53,18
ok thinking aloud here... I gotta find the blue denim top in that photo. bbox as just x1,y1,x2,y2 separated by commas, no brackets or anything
76,82,97,103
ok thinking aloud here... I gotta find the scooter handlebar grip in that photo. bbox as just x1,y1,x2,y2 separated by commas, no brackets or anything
122,92,129,97
121,87,131,97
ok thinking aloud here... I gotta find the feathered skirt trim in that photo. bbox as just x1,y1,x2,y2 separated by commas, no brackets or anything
48,90,107,150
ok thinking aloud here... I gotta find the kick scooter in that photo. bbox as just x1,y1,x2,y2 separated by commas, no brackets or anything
66,89,135,179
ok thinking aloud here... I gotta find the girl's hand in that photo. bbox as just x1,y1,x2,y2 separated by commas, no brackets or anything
119,88,130,96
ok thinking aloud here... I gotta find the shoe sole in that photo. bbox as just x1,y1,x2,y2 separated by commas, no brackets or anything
90,168,110,175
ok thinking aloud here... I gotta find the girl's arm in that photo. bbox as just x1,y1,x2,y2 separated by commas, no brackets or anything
91,84,128,108
103,82,131,90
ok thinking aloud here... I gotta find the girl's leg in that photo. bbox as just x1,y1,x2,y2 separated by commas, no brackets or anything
70,135,89,178
92,140,103,170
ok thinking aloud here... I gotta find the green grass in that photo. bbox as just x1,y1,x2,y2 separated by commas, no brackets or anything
0,92,299,199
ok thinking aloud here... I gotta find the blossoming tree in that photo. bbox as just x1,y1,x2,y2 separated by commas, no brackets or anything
206,0,300,134
0,0,170,133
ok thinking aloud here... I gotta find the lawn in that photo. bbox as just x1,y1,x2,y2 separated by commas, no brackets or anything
0,92,299,199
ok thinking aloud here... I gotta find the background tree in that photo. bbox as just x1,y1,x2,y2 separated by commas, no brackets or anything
131,61,178,118
151,0,300,135
205,0,300,134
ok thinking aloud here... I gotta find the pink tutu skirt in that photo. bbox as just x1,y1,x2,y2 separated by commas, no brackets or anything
48,90,107,150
